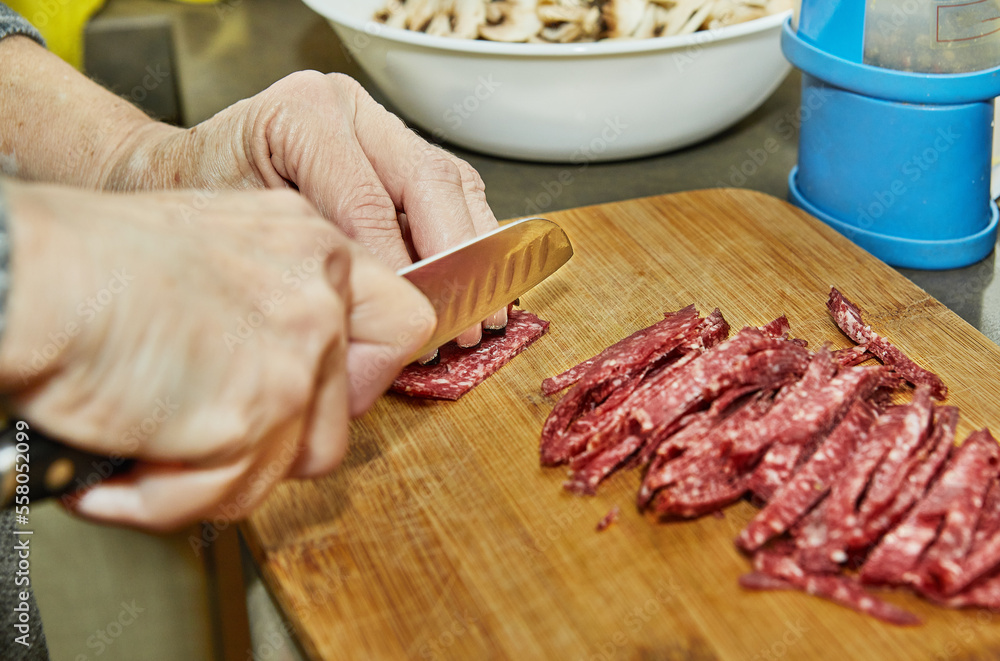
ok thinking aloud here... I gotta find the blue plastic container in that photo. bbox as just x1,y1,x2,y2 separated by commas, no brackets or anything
781,2,1000,269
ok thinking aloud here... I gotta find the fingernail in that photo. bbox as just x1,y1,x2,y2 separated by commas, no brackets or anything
456,325,482,348
417,349,440,366
484,307,508,335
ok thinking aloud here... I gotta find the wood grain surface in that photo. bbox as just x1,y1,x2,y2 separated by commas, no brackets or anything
243,189,1000,661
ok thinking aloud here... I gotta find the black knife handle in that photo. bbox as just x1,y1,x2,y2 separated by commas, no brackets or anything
0,421,134,507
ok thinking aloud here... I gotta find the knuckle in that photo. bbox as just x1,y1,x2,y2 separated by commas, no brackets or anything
338,182,397,232
455,158,487,197
413,152,464,189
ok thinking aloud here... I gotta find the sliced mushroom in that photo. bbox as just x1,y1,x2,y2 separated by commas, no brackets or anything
451,0,488,38
426,9,455,35
540,20,584,41
631,3,660,39
480,0,543,42
661,0,705,36
602,0,649,39
405,0,442,32
677,0,714,34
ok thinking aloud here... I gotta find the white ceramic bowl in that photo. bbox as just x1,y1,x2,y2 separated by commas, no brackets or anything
303,0,792,162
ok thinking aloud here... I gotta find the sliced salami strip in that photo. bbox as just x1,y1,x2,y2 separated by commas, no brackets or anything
827,287,947,399
746,442,806,503
563,334,809,494
752,550,921,626
832,345,871,368
972,477,1000,553
541,305,703,396
727,362,883,468
862,406,957,542
932,574,1000,610
539,310,712,465
391,310,549,400
922,431,1000,596
738,571,796,592
639,392,776,507
845,386,935,548
737,399,877,553
861,430,1000,588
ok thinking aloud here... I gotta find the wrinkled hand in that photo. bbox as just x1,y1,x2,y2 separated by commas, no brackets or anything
114,71,505,348
0,180,434,531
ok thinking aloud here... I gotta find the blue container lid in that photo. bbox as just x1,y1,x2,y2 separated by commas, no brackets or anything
789,168,998,270
782,17,1000,104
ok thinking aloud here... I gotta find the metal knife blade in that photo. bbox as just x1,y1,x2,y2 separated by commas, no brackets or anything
398,217,573,360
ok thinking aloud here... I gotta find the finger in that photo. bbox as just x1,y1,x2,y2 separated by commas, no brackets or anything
343,244,435,414
69,459,253,532
290,246,351,478
343,76,481,258
69,421,305,532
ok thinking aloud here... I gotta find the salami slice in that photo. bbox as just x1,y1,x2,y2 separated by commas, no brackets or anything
737,399,877,553
752,550,921,626
541,305,703,396
539,310,712,465
391,310,548,400
827,287,947,400
861,406,957,542
860,430,1000,588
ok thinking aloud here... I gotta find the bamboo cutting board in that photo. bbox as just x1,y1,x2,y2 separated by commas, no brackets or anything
243,189,1000,661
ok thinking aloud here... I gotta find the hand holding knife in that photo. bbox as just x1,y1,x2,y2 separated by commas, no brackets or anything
0,217,572,507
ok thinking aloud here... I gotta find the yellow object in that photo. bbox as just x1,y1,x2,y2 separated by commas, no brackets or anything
8,0,218,70
7,0,107,69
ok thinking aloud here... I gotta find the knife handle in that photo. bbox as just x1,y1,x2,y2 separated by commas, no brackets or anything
0,421,134,508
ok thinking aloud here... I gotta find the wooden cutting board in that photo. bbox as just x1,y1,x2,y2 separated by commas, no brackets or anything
243,189,1000,661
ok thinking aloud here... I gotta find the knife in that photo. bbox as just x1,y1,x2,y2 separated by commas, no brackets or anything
0,217,573,506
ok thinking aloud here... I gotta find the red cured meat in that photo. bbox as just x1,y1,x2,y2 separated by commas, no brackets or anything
861,430,1000,588
562,334,809,495
746,442,806,503
922,432,1000,596
596,506,621,532
752,550,921,626
933,574,1000,609
541,305,703,396
391,310,548,400
861,407,957,543
832,345,871,368
539,309,714,465
971,477,1000,553
738,572,796,592
857,387,935,524
737,399,877,553
827,287,947,400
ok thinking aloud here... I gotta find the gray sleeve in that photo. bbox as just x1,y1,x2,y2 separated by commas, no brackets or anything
0,3,44,44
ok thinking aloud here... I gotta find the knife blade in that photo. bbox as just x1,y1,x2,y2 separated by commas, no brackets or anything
0,217,573,506
399,217,573,360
